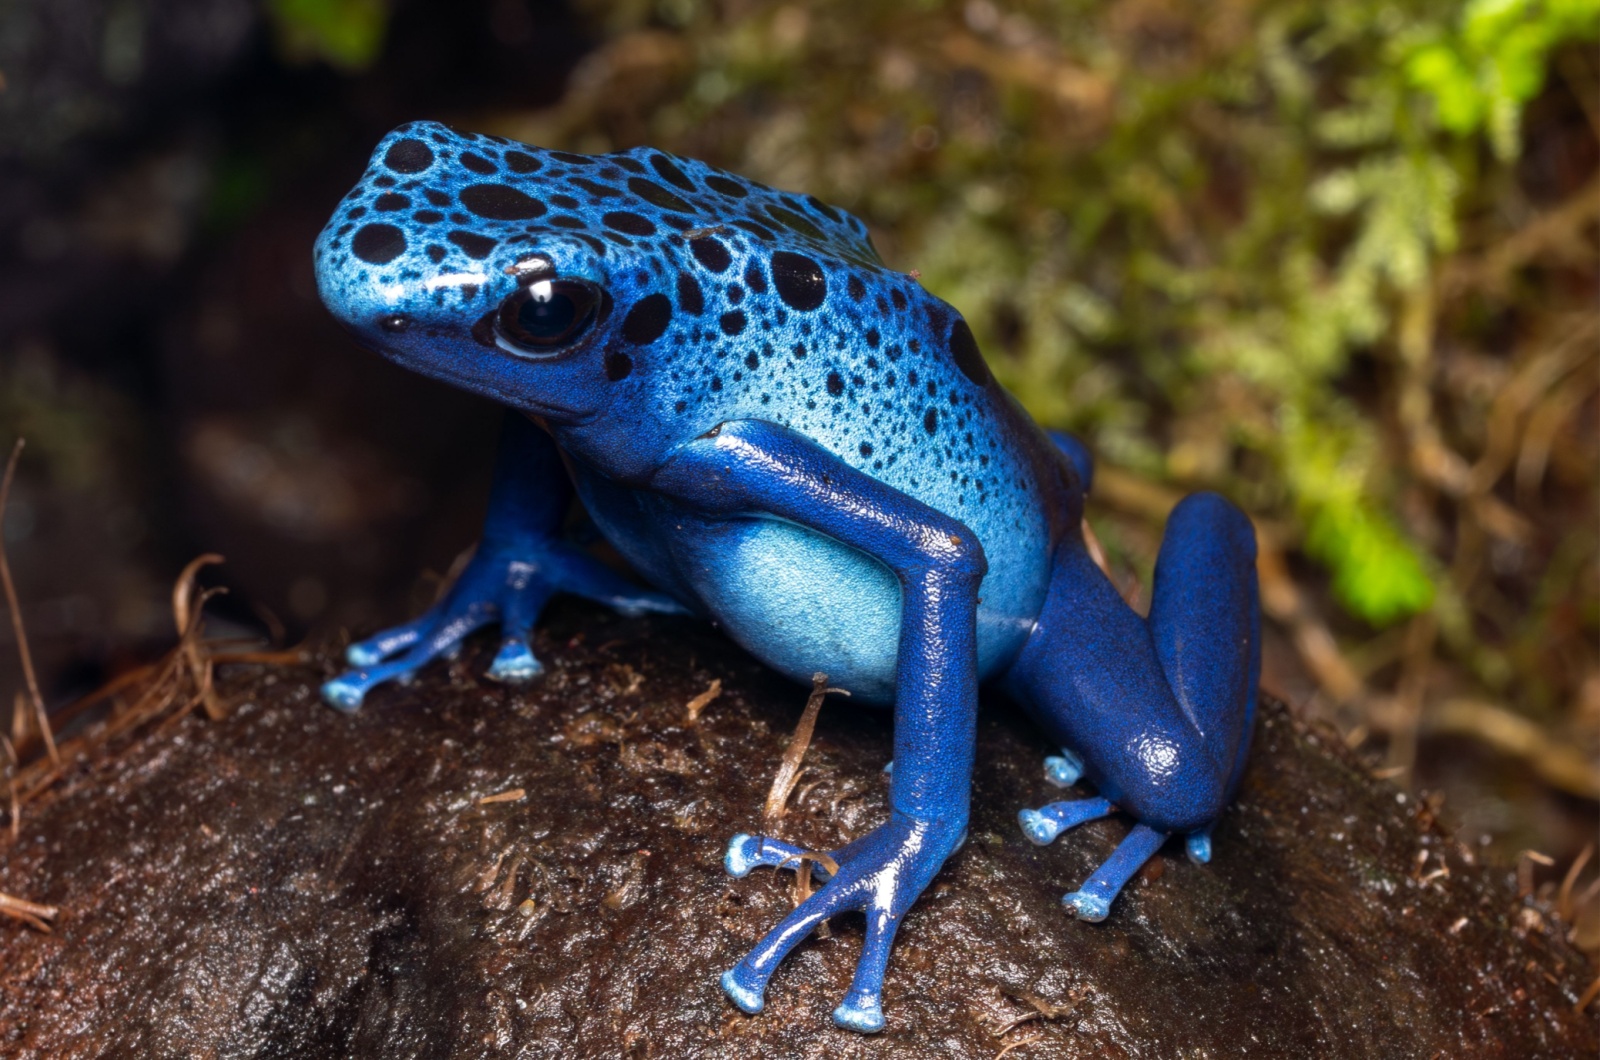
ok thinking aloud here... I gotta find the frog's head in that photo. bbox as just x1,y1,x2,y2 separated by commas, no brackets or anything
314,122,665,424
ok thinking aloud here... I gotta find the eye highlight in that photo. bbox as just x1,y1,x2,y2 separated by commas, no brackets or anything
494,278,603,355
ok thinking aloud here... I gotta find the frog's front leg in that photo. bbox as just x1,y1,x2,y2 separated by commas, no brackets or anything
652,420,984,1034
322,411,683,711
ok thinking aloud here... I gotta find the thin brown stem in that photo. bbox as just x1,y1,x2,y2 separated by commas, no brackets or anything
0,440,55,765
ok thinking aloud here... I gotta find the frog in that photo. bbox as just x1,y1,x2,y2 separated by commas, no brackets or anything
312,121,1261,1034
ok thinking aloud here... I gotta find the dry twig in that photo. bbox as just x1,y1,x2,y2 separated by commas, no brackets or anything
763,672,847,821
0,440,56,766
0,891,57,932
684,678,722,723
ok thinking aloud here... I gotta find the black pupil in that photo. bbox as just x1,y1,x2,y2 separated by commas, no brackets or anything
517,286,579,338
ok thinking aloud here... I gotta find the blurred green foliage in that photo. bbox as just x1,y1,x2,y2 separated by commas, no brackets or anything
266,0,392,71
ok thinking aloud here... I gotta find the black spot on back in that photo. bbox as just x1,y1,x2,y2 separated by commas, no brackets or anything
603,211,656,236
690,237,732,273
891,289,907,310
426,245,447,264
352,223,406,264
924,407,939,435
571,177,621,199
447,230,498,259
705,175,749,198
460,152,497,175
649,154,696,191
615,156,646,174
460,184,546,220
504,151,541,174
827,370,845,396
807,195,842,223
605,352,633,381
622,293,672,345
949,318,992,387
384,139,434,173
730,220,774,241
425,189,451,207
628,178,693,213
375,193,409,212
549,215,586,229
551,151,595,166
745,264,767,294
413,210,443,224
772,251,826,311
720,310,747,336
847,275,865,301
676,273,704,315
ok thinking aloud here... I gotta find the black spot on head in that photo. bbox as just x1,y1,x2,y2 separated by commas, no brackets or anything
766,205,824,241
731,219,774,241
744,350,760,369
385,138,434,173
705,175,749,198
924,408,939,435
649,154,696,191
866,327,881,349
622,293,672,345
605,352,633,381
603,211,656,236
690,237,732,273
504,151,541,173
745,264,767,294
711,376,723,391
677,273,704,315
847,275,865,301
859,442,873,457
375,193,410,212
425,189,451,207
891,289,908,310
460,184,546,220
352,223,406,264
460,152,497,175
827,370,845,396
771,252,826,311
447,230,498,259
413,210,444,224
628,177,694,213
792,343,806,359
949,318,991,387
722,311,748,337
426,244,447,263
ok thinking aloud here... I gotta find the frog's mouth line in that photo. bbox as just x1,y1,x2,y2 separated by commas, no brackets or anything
374,342,600,426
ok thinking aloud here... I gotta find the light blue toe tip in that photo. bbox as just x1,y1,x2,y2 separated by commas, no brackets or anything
1187,832,1212,864
321,679,365,713
721,969,764,1014
487,644,543,682
1063,890,1111,922
1019,808,1060,846
724,834,758,877
832,997,886,1034
345,644,383,667
1044,753,1083,788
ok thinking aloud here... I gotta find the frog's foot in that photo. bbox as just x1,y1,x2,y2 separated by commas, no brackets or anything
323,543,684,711
1060,822,1169,922
721,813,963,1034
1043,746,1086,788
723,834,834,882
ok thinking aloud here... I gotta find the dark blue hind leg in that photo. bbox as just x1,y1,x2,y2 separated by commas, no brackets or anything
1005,491,1259,920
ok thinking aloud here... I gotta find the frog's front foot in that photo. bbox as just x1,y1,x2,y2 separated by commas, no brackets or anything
322,542,683,711
720,812,964,1033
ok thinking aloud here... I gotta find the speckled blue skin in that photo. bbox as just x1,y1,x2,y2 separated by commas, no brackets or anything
313,122,1261,1034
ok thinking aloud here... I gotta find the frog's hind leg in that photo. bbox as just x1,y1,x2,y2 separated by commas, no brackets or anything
1007,491,1259,920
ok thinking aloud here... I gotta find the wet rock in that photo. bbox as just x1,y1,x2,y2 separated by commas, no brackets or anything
0,602,1593,1057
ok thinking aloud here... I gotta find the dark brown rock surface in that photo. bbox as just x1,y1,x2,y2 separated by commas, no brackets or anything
0,602,1593,1058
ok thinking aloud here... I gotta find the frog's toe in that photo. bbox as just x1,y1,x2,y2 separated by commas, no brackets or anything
486,639,544,682
1186,829,1212,864
720,967,766,1014
722,833,831,881
832,993,886,1034
1018,796,1113,846
320,676,369,713
607,589,692,618
1044,747,1085,787
1058,822,1169,923
1062,889,1112,922
345,617,429,667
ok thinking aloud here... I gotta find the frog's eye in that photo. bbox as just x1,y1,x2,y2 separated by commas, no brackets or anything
494,279,602,355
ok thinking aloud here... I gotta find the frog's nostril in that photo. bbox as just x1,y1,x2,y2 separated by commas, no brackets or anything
378,314,411,333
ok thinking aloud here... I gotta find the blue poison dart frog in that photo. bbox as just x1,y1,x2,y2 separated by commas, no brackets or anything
314,122,1260,1034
